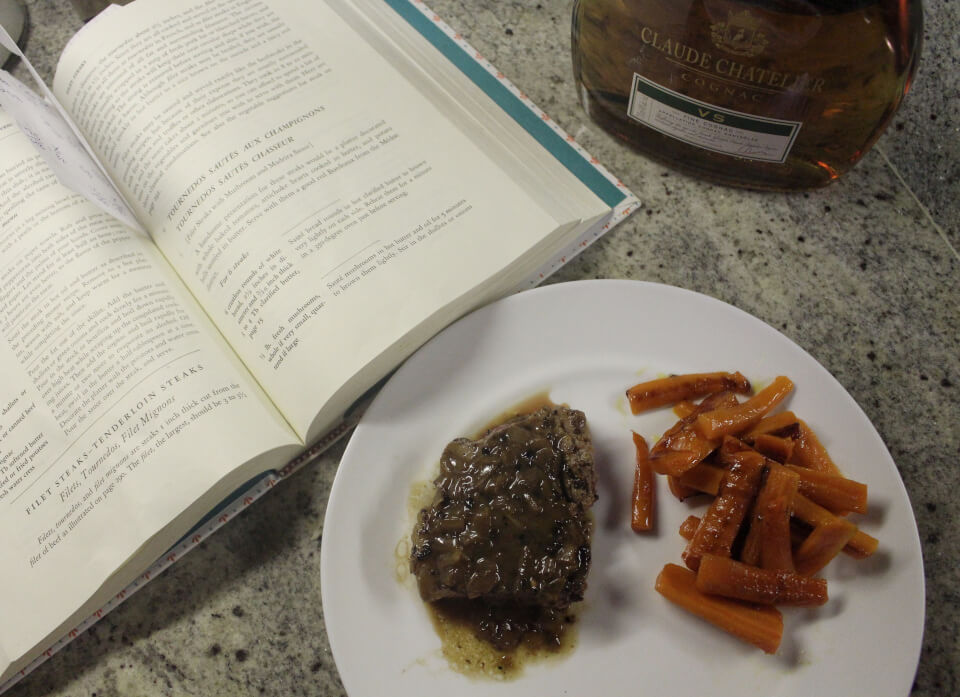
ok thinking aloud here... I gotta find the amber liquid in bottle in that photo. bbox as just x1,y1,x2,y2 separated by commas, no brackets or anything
572,0,922,190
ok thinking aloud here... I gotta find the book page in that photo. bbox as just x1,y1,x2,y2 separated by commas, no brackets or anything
51,0,610,439
0,70,142,232
0,111,300,674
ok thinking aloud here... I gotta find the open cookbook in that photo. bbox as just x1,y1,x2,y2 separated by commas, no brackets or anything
0,0,636,687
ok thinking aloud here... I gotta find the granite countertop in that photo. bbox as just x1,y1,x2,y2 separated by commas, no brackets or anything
5,1,958,695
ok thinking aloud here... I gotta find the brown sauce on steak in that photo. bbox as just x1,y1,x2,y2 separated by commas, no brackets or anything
406,395,596,678
424,596,578,679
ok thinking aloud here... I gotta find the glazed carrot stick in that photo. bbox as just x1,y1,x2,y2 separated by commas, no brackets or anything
649,450,701,477
738,460,794,567
650,392,739,477
696,555,828,606
626,371,752,414
696,390,742,412
794,519,858,575
704,442,765,564
792,494,878,558
784,464,868,515
739,515,762,567
714,435,753,467
673,400,698,418
631,432,655,532
788,420,842,475
757,464,800,571
695,376,794,440
679,515,701,540
667,475,698,501
655,563,783,654
790,520,810,548
676,463,726,496
682,453,765,571
751,433,795,463
742,410,799,441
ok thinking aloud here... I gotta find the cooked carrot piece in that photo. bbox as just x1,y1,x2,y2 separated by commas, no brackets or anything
698,390,742,412
626,371,752,414
742,410,799,441
751,433,795,462
684,448,766,566
739,520,762,567
682,453,765,571
791,494,878,558
714,435,754,467
667,475,698,501
679,515,701,540
794,519,858,575
655,563,783,654
784,464,867,515
676,463,726,496
757,464,800,571
650,392,738,477
695,376,795,440
739,461,796,568
650,414,704,475
696,555,828,606
788,420,842,475
649,450,701,477
631,432,655,532
789,520,810,548
673,400,698,418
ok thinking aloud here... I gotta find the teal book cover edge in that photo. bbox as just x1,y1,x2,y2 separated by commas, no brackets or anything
383,0,631,209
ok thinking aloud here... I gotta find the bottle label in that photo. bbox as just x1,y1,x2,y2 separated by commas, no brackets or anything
627,74,802,163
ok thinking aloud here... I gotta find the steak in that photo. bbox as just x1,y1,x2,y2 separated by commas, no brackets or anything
410,405,597,609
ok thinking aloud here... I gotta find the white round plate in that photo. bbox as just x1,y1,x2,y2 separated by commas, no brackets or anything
320,280,924,697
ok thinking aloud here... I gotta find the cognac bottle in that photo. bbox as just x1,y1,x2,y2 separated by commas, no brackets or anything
572,0,923,190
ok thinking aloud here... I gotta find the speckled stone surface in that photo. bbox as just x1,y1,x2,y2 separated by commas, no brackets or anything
876,0,960,247
3,1,958,696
